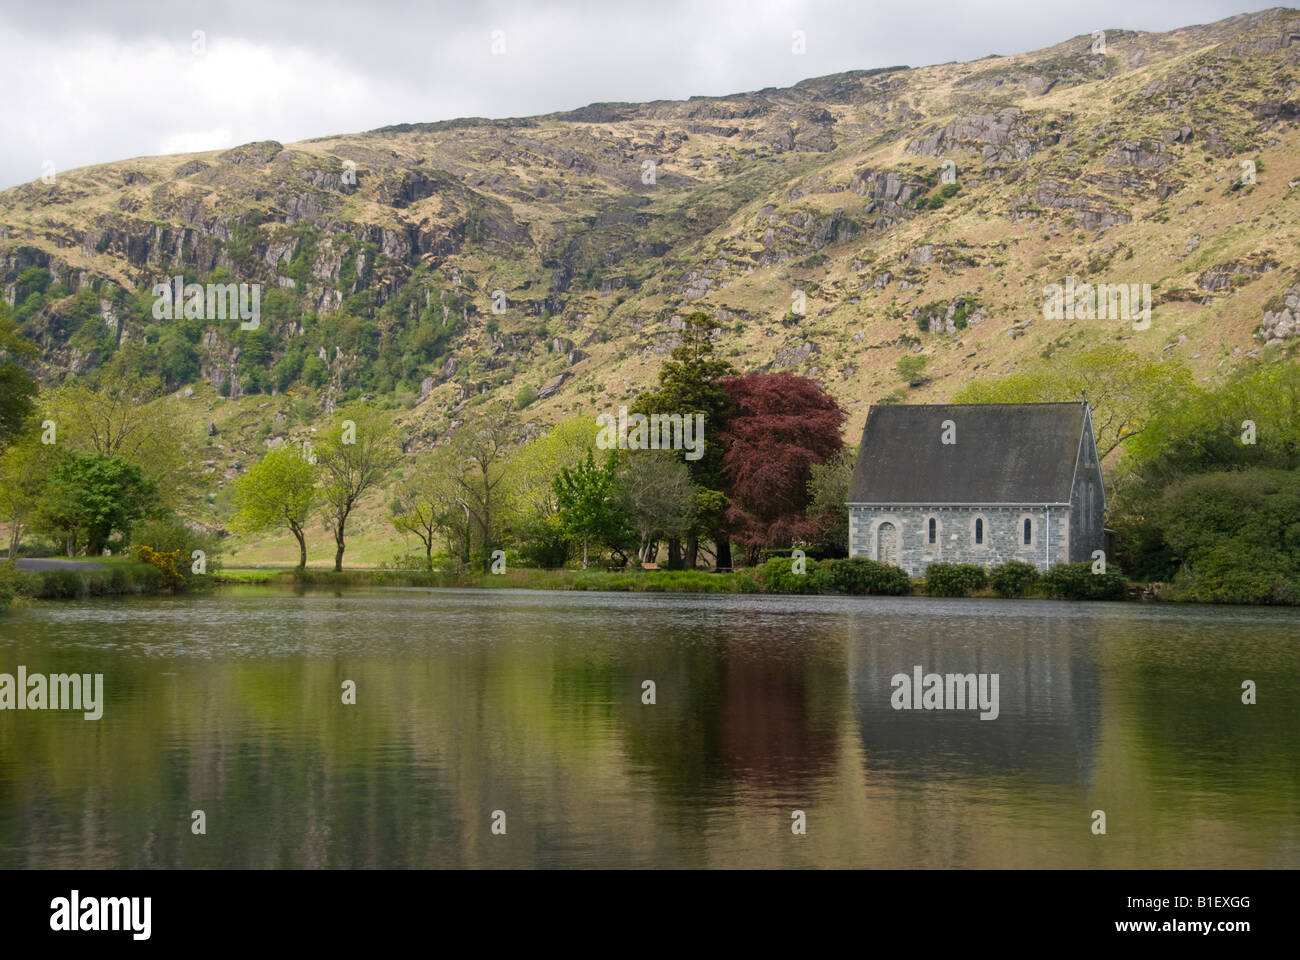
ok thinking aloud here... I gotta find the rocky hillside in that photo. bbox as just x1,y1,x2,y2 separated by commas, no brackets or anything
3,7,1299,475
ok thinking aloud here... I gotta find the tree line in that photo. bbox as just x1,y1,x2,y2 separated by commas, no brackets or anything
5,291,1299,603
232,312,852,572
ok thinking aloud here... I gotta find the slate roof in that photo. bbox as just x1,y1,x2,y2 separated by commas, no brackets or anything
847,402,1090,504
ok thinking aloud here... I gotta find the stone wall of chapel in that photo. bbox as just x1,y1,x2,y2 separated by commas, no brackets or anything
848,505,1072,576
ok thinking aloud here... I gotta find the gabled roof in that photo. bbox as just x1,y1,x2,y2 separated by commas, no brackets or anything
847,402,1092,504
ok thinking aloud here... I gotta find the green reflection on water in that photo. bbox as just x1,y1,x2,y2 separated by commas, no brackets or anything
0,589,1296,868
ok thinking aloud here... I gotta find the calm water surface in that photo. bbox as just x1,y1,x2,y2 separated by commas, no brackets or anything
1,587,1297,868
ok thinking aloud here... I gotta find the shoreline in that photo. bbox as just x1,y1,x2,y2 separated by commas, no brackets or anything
5,560,1296,607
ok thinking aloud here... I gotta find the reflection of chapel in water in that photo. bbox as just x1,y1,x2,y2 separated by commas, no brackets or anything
847,615,1103,787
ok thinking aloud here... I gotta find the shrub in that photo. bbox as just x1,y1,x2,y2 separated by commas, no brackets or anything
132,516,221,580
755,556,820,594
135,545,185,590
106,565,134,593
1040,561,1127,600
0,562,32,611
33,568,85,599
989,561,1039,598
814,557,911,595
896,354,929,384
514,384,537,410
1142,468,1300,604
924,562,988,597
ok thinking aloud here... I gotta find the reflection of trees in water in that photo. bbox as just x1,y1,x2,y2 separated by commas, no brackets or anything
717,628,844,790
9,598,1297,868
616,619,847,803
1097,615,1300,797
611,641,729,821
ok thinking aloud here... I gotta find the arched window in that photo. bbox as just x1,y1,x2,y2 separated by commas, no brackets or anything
974,518,984,545
1023,517,1032,545
928,517,937,544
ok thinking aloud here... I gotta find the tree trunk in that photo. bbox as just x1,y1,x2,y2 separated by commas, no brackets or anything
481,476,492,568
582,535,589,569
685,534,699,570
667,538,682,570
291,523,307,570
716,532,732,570
333,518,346,572
425,537,434,571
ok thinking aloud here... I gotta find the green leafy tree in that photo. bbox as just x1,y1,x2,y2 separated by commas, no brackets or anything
617,451,695,566
1117,360,1300,496
35,450,157,555
506,418,599,568
554,450,631,568
1110,360,1300,582
0,303,39,452
805,445,856,558
231,446,317,569
895,354,929,384
1147,468,1300,603
316,409,402,571
389,450,463,570
43,367,196,509
0,423,57,559
449,402,520,569
631,310,736,567
952,344,1193,458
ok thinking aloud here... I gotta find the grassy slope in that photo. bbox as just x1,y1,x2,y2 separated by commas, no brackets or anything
2,12,1298,561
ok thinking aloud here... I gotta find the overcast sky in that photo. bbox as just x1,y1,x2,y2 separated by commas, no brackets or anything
0,0,1274,189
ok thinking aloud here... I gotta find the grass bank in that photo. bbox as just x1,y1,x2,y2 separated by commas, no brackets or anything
213,557,1145,600
0,557,216,609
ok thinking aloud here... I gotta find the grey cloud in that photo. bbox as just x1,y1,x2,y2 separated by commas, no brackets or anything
0,0,1267,189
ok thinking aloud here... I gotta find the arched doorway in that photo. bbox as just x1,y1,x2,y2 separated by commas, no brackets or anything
876,521,900,565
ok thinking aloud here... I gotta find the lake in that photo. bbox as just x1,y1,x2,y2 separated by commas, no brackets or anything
1,587,1297,868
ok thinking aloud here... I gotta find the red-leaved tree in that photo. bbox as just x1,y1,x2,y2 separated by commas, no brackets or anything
719,373,846,563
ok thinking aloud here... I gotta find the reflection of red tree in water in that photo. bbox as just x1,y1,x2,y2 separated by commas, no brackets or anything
718,638,840,789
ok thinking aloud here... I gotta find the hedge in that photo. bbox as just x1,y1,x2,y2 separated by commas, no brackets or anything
989,561,1040,598
812,557,911,595
924,562,989,597
1040,561,1127,600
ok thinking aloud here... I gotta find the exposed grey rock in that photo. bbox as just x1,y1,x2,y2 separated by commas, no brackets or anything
1260,285,1300,340
173,159,210,178
536,372,570,399
1106,139,1169,170
219,141,283,165
773,339,819,368
905,107,1060,164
